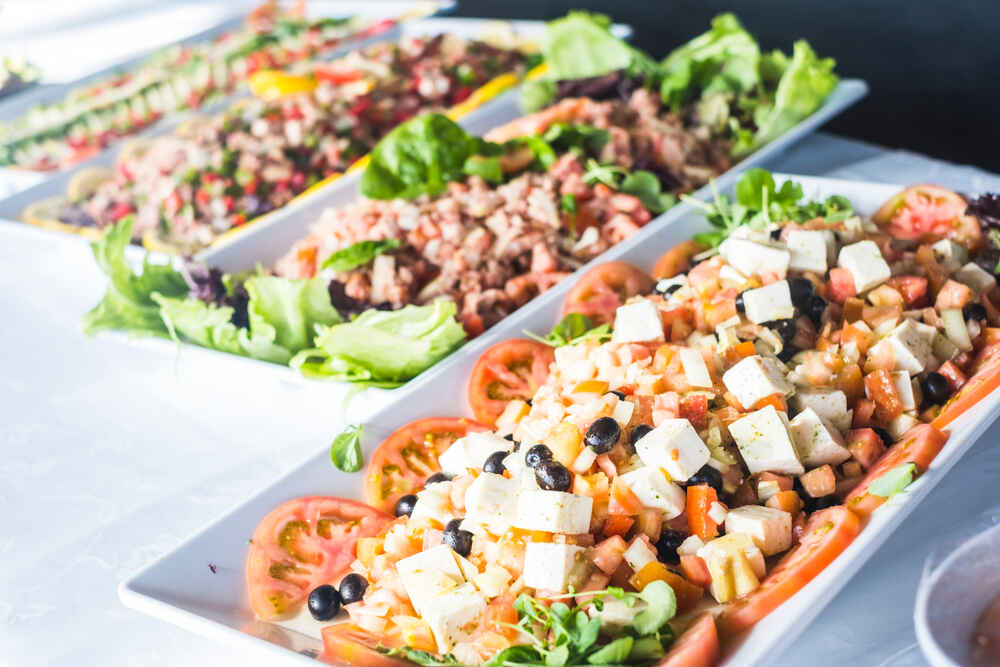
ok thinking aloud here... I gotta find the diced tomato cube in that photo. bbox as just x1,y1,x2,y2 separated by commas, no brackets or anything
765,490,802,514
864,369,904,422
937,360,968,392
852,399,876,427
828,267,857,303
799,465,837,498
935,279,974,310
846,428,887,470
679,393,709,430
887,275,929,307
602,514,635,537
758,472,794,491
592,535,627,575
609,477,642,516
110,202,134,221
679,554,712,588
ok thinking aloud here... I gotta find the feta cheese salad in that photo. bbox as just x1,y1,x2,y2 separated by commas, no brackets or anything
241,171,1000,666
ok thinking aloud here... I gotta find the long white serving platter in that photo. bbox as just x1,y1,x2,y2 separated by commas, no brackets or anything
118,173,1000,666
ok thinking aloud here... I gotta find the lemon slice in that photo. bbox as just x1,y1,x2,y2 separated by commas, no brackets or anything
247,70,317,101
66,166,112,202
22,196,102,239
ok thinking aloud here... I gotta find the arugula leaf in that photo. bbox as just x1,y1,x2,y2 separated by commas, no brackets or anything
526,313,611,347
868,462,918,498
330,424,364,472
321,238,402,272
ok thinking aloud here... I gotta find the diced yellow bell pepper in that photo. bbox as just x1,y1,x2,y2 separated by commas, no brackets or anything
546,422,584,467
248,70,317,100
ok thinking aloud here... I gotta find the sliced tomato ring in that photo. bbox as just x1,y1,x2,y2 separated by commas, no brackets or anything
363,417,488,513
873,184,982,251
467,339,555,425
321,623,412,667
656,612,720,667
717,506,861,637
845,423,948,522
246,497,392,619
653,240,708,280
561,261,655,325
933,328,1000,429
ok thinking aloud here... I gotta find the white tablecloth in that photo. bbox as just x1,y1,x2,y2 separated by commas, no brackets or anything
1,131,999,667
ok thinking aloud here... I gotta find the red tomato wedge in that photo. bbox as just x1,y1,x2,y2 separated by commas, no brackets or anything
653,240,707,280
934,328,1000,429
845,423,948,522
467,339,554,425
656,612,720,667
246,497,392,619
873,184,982,251
717,506,861,637
363,417,488,513
321,623,411,667
561,261,655,325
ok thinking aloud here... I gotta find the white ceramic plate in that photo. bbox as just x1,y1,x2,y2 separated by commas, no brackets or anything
119,173,1000,665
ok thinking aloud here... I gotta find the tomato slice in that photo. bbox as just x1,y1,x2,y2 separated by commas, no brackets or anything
321,623,411,667
845,423,948,522
657,612,720,667
561,261,655,325
467,339,554,425
934,328,1000,429
246,497,392,619
363,417,488,513
873,184,983,251
717,506,861,637
653,240,707,280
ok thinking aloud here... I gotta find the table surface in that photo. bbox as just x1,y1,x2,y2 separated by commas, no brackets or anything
4,9,1000,666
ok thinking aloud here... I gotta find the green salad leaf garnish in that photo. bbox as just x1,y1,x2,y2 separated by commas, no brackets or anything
322,238,402,272
868,462,918,499
330,424,364,472
526,313,612,348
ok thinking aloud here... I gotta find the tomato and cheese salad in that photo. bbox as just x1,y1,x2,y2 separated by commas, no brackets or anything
243,174,1000,666
37,34,531,253
0,3,394,171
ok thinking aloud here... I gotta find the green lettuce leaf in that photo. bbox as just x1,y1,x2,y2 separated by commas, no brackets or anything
153,295,244,355
241,275,342,362
290,300,466,386
82,217,189,336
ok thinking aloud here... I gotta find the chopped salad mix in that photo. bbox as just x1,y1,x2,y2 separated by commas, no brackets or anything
242,169,1000,666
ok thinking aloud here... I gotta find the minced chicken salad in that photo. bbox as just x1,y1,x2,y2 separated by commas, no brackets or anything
242,171,1000,666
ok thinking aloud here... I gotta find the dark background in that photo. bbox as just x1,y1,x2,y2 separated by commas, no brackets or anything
454,0,1000,172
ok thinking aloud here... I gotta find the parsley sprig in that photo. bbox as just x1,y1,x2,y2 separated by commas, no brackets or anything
526,313,612,347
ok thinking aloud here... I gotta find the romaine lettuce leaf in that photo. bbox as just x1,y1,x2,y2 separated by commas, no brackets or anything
291,300,466,386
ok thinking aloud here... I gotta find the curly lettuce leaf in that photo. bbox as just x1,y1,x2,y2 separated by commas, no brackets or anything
82,217,189,336
291,300,466,386
153,295,245,355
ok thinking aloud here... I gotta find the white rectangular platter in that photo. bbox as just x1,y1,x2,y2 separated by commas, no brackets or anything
119,173,1000,665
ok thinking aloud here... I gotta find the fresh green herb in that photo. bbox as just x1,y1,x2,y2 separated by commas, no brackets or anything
582,159,676,214
377,646,459,666
526,313,612,347
561,193,578,214
330,424,364,472
321,238,402,272
542,123,611,156
868,462,918,498
462,155,504,184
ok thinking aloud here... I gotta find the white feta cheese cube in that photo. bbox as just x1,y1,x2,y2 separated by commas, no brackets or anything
514,490,593,534
679,347,713,388
719,264,748,286
868,319,937,375
623,537,658,572
729,405,804,475
725,505,793,556
464,473,520,535
885,370,917,411
422,583,487,651
886,412,919,440
719,238,790,279
790,388,851,431
619,466,686,518
397,544,470,612
788,407,850,468
410,481,457,527
612,398,635,425
438,432,513,476
523,542,589,592
722,354,793,410
838,240,891,292
634,419,711,483
697,533,766,603
786,229,832,273
612,300,664,343
932,239,968,274
954,262,997,292
742,280,795,324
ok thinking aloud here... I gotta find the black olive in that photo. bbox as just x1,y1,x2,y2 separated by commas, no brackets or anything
394,494,418,517
483,451,508,475
770,228,782,240
921,372,951,405
964,302,988,322
654,279,684,297
308,584,342,620
525,444,553,469
442,518,474,557
608,390,627,400
425,472,452,486
871,427,893,447
503,433,521,451
735,291,746,314
503,433,515,441
806,295,828,326
765,318,797,345
338,573,368,605
535,460,572,492
777,346,797,362
585,416,621,454
655,530,686,565
803,495,838,513
629,424,654,448
683,465,723,494
788,277,815,309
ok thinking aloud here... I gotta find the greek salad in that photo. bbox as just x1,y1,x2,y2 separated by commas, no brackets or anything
0,2,395,170
242,171,1000,666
